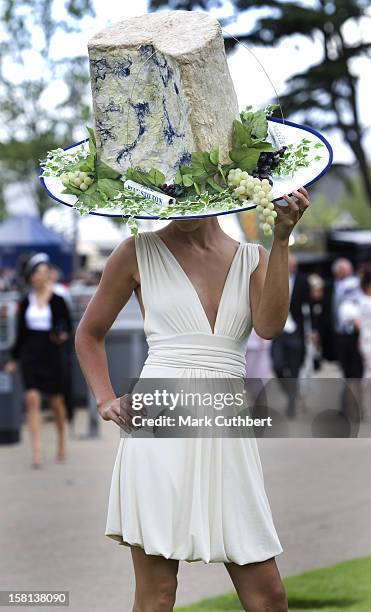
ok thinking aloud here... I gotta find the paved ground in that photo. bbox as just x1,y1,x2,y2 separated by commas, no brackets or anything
1,388,371,611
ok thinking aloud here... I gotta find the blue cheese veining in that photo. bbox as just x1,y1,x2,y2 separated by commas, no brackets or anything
87,11,240,180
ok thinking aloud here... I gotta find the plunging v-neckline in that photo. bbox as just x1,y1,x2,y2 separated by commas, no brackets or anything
152,232,242,335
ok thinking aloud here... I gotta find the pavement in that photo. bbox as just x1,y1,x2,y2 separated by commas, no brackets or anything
1,376,371,611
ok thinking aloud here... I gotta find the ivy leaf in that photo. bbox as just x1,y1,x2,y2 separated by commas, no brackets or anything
127,218,139,235
96,160,121,179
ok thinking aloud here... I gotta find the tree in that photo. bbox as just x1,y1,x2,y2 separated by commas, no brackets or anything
149,0,371,206
0,0,95,220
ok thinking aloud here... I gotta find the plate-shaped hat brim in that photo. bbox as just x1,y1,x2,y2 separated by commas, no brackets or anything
40,117,332,220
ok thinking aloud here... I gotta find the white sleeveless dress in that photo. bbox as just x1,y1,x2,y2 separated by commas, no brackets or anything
105,231,283,565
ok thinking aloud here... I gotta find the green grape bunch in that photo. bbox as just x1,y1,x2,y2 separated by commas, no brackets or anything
227,168,277,237
60,171,95,192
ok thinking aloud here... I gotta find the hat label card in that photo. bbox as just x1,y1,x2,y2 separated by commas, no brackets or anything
123,180,175,206
267,123,286,149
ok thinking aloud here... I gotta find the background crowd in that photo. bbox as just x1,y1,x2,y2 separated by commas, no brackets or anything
2,244,371,470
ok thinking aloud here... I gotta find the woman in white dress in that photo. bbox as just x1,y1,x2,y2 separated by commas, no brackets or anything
75,187,309,611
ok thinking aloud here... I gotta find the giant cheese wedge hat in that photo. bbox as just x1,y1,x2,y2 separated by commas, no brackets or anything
40,10,333,235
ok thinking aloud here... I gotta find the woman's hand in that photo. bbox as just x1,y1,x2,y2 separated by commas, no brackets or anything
4,360,17,375
274,186,310,242
98,394,147,433
50,331,69,344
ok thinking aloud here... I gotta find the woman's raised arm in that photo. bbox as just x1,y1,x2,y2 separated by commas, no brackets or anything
75,236,139,417
250,187,310,340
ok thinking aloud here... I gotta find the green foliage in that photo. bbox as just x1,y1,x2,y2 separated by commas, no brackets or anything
229,114,275,172
240,106,268,140
297,193,342,229
176,555,371,611
0,0,95,218
299,171,371,231
274,139,324,177
336,172,371,228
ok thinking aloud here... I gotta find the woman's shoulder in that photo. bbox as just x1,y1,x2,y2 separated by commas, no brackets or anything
244,241,267,273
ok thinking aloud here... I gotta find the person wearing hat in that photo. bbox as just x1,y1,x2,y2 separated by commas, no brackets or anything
39,10,331,610
4,253,73,469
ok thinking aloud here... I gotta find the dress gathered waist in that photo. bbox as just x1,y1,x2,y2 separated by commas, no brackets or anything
144,333,247,377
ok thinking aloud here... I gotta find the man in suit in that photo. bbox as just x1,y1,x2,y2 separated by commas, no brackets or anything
270,254,311,419
321,258,362,367
320,258,363,419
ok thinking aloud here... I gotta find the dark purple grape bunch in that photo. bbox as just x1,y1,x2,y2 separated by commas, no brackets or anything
252,146,288,185
160,183,184,198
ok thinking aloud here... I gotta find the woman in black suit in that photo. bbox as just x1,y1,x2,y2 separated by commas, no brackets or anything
5,253,73,468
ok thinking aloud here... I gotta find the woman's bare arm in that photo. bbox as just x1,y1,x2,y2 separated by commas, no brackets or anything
75,236,139,414
250,187,310,339
250,241,289,339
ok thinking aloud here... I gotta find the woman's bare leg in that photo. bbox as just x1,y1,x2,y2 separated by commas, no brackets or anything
225,556,288,612
25,389,43,467
130,545,179,612
49,393,67,461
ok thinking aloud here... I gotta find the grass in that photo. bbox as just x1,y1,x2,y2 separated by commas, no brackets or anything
175,556,371,611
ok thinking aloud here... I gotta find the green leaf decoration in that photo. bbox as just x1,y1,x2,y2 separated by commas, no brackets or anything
125,167,156,189
229,147,262,172
250,109,268,140
232,120,253,149
87,126,96,148
96,178,124,200
127,218,139,235
190,151,218,179
147,168,166,187
62,185,83,196
174,168,183,185
264,104,280,117
209,147,219,166
76,178,124,209
239,105,272,142
206,176,223,193
87,127,96,162
96,160,121,180
182,174,194,187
